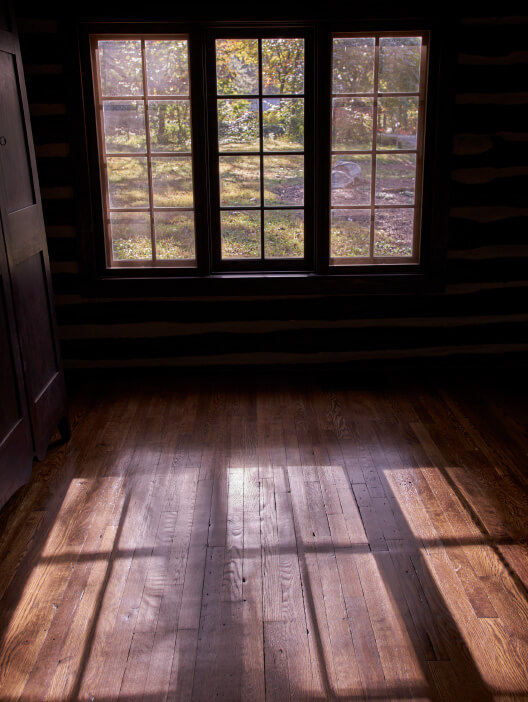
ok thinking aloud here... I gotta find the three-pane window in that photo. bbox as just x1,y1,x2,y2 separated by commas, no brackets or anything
90,30,428,273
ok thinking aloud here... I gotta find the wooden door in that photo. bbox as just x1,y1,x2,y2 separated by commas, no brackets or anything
0,213,33,508
0,16,68,461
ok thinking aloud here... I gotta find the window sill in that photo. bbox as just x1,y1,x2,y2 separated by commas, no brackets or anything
79,268,444,298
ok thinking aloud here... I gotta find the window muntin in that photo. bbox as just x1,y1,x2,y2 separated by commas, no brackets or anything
213,38,306,264
92,36,197,268
330,33,427,265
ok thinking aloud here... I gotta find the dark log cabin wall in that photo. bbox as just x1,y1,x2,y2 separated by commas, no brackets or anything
12,7,528,371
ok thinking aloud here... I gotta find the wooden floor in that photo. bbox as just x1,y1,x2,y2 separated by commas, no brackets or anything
1,370,528,701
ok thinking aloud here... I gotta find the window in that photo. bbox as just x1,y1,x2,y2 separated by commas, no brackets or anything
80,21,445,291
91,36,197,267
330,34,426,265
212,36,310,271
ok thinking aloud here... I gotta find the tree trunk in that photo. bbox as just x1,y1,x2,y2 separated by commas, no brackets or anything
157,102,168,144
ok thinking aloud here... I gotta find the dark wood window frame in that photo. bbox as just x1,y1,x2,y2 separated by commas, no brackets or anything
90,34,199,269
74,18,452,297
329,32,427,267
207,29,314,273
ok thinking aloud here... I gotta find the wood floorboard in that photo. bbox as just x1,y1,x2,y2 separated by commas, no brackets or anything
0,370,527,700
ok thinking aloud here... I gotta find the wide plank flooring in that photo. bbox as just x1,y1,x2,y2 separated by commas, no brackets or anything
1,370,528,700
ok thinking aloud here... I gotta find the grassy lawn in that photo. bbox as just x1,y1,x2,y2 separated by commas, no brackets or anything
331,206,413,258
113,234,195,261
109,154,413,262
111,212,195,262
375,153,416,205
374,209,414,256
221,211,261,258
221,210,304,259
152,158,193,207
331,211,370,257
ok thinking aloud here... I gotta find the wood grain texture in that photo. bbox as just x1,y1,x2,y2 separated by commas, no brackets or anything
0,370,527,700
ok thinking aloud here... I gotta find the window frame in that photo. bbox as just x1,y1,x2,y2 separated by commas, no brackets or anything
74,18,452,296
90,32,201,270
327,30,428,268
205,27,314,273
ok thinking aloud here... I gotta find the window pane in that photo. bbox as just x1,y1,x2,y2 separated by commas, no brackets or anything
332,98,373,151
377,97,418,150
154,211,195,260
264,210,303,258
149,100,192,152
331,155,371,206
214,35,306,268
379,37,421,93
103,101,146,153
219,156,260,206
216,39,259,95
221,211,261,259
263,155,304,206
145,40,189,95
330,32,425,267
95,34,196,269
331,209,371,258
262,39,304,95
375,154,416,206
218,99,259,152
333,38,375,93
110,212,152,261
374,209,414,257
152,157,193,207
263,98,304,151
99,40,143,97
107,157,149,208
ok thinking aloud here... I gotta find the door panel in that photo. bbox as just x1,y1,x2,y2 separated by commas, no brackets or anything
0,277,23,438
0,236,33,509
0,50,34,213
12,252,58,399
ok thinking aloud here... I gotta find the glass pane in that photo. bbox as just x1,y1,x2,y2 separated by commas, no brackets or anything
155,211,195,260
219,156,260,206
379,37,421,93
103,101,146,153
374,209,414,257
263,98,304,151
99,40,143,97
145,40,189,95
149,100,192,152
375,154,416,205
331,209,371,258
377,97,418,150
332,98,373,151
331,155,371,206
218,99,259,152
262,39,304,95
107,157,149,208
216,39,258,95
221,211,261,259
110,212,152,261
264,210,304,258
152,157,193,207
263,155,303,206
333,38,375,94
